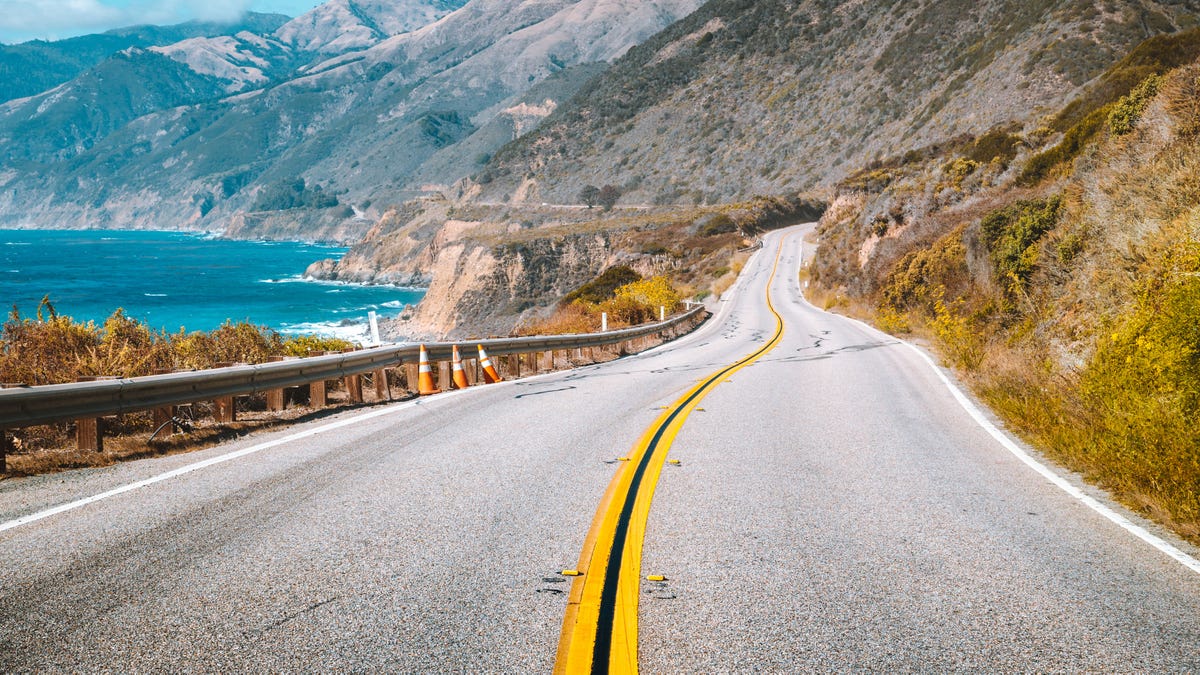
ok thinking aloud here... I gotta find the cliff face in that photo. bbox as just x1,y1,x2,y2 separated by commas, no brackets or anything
304,197,452,287
308,195,819,339
307,199,631,337
405,228,620,338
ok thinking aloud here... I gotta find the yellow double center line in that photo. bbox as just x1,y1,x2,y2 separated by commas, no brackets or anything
555,237,789,674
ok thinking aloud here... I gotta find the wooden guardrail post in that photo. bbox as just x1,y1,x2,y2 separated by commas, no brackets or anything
213,397,236,423
345,373,364,403
76,416,102,452
341,349,364,403
75,376,104,451
501,354,518,379
265,357,286,412
373,369,391,401
310,379,328,407
211,363,236,423
437,361,451,391
403,362,418,394
151,369,177,430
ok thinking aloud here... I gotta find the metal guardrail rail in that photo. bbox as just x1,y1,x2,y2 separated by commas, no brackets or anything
0,306,706,430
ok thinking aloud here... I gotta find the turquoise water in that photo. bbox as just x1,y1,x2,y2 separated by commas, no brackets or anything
0,230,424,341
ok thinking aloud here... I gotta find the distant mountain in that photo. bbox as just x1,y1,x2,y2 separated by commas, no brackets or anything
0,13,290,104
480,0,1200,206
0,0,702,240
275,0,466,53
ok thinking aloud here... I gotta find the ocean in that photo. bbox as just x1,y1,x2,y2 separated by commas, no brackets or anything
0,230,424,342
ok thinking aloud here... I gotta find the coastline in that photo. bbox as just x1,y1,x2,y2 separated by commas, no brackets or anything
2,229,425,341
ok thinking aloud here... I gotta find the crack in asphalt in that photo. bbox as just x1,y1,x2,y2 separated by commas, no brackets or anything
514,386,577,399
242,597,339,639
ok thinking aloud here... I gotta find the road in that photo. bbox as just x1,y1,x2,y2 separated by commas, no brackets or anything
1,226,1198,672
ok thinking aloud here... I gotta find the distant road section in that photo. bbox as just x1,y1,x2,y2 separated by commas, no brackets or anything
1,226,1198,671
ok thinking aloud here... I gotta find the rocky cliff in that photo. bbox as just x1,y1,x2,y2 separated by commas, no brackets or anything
306,198,633,337
308,195,820,338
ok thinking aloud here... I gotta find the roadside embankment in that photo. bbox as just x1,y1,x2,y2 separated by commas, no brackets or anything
809,43,1200,544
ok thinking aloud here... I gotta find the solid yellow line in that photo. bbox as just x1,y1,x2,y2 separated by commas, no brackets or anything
555,235,789,674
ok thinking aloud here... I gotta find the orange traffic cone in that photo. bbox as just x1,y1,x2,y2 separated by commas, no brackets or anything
478,344,503,383
451,345,469,390
417,345,440,395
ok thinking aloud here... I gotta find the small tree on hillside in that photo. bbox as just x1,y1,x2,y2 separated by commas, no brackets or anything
579,185,600,208
598,184,621,211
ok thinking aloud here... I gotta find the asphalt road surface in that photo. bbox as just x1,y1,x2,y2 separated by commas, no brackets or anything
2,226,1198,672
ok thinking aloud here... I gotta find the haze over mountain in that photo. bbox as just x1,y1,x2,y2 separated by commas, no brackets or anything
0,0,702,239
0,12,291,105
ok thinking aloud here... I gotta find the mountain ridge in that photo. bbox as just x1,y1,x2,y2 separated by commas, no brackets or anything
0,0,702,240
478,0,1200,207
0,12,290,104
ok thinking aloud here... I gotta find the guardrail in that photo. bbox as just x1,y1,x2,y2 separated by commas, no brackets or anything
0,306,708,470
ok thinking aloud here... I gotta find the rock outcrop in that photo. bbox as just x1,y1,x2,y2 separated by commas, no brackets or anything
306,198,634,338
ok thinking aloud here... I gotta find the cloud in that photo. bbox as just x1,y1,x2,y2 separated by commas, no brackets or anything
0,0,254,43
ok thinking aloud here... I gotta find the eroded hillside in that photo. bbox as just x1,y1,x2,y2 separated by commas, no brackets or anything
306,195,821,338
810,30,1200,541
479,0,1200,206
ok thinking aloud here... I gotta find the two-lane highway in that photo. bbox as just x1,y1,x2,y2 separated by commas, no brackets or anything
2,226,1198,672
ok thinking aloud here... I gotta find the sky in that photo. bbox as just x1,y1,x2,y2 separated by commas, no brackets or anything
0,0,323,44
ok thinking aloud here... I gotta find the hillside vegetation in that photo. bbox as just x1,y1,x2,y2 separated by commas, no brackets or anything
481,0,1200,207
811,30,1200,542
1,302,351,387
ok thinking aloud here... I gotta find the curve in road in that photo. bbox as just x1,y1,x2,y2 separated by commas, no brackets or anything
1,225,1198,672
556,234,789,674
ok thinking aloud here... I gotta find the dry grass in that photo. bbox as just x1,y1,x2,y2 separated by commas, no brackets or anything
1,310,354,387
810,56,1200,544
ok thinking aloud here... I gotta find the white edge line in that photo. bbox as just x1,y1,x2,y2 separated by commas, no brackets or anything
1,309,724,536
793,242,1200,576
900,340,1200,575
0,367,565,535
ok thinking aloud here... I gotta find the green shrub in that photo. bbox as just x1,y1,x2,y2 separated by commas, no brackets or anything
882,226,969,313
1019,108,1110,185
282,334,354,357
1079,237,1200,528
698,213,737,236
930,296,983,371
942,157,980,187
251,178,339,212
966,129,1023,165
1108,74,1162,135
563,266,642,305
980,196,1063,296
